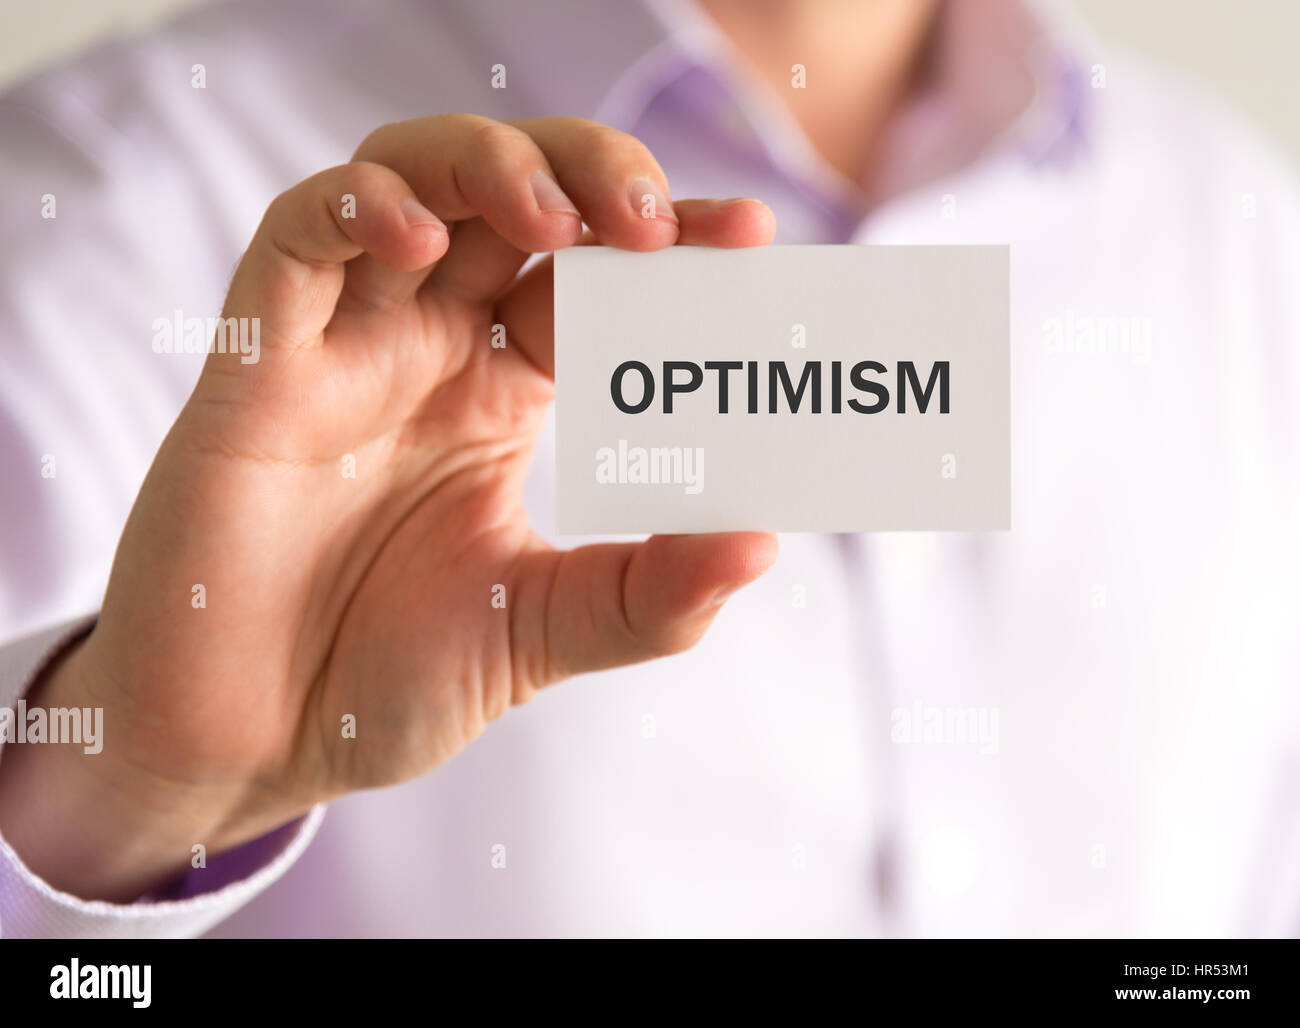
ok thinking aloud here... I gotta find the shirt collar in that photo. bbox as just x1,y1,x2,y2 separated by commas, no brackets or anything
445,0,1095,210
590,0,1094,210
865,0,1095,204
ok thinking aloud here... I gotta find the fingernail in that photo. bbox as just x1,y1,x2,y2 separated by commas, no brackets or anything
530,169,580,215
629,177,677,222
401,196,444,229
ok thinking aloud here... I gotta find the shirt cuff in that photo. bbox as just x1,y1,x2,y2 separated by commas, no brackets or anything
0,616,326,938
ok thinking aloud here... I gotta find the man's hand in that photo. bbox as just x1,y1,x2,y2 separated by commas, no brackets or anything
0,115,778,901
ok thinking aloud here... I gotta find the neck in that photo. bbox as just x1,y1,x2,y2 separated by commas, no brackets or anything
696,0,941,189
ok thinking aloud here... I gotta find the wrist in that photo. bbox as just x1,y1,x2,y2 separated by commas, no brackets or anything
0,636,291,902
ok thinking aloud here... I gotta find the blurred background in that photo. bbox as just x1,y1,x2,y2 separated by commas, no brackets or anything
1,0,1298,166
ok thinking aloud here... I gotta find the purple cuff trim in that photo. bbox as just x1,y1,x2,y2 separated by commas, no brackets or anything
136,815,309,902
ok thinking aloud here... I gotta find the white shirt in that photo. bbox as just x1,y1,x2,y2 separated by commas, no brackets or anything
1,0,1298,937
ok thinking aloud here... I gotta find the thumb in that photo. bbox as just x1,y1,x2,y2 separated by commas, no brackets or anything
510,532,779,686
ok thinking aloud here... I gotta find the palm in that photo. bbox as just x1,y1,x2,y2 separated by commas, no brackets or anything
290,285,558,791
196,266,557,778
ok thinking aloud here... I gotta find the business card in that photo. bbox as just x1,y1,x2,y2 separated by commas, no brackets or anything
554,245,1009,533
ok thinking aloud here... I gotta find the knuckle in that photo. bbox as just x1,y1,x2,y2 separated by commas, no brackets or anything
462,115,526,163
440,111,496,132
341,160,394,198
569,117,655,166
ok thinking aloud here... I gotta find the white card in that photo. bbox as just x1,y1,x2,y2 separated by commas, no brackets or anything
554,245,1009,533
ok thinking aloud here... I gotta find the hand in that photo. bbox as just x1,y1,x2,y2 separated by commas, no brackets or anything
0,115,778,901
